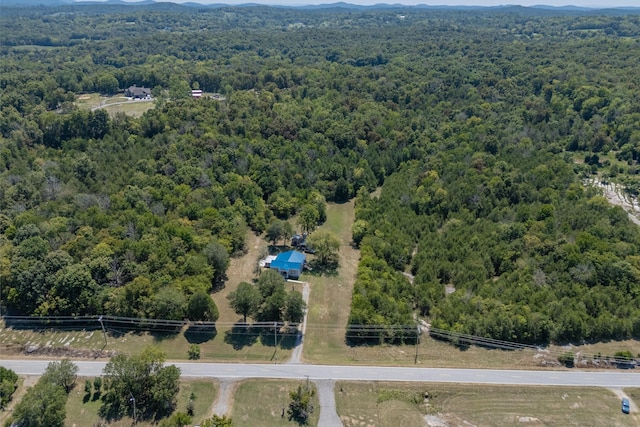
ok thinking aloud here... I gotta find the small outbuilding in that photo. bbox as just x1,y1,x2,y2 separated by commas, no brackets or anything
270,250,306,279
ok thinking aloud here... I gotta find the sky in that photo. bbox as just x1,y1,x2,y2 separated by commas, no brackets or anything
82,0,640,8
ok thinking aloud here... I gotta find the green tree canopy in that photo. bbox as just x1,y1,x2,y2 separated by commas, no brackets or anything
8,381,67,427
187,289,219,322
227,281,262,323
42,359,78,394
307,230,340,267
100,347,180,421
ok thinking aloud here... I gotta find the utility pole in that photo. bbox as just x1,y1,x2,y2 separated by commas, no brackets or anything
274,321,278,361
129,392,137,424
98,316,107,349
414,325,420,364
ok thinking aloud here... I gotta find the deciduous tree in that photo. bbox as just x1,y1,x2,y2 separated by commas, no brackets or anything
100,347,180,421
227,281,261,322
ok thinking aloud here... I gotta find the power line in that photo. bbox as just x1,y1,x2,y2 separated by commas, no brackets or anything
1,315,634,362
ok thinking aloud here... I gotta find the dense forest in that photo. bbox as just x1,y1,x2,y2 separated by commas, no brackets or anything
1,3,640,345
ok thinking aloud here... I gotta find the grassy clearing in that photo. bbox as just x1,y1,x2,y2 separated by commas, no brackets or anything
101,100,154,117
303,201,358,363
230,379,319,427
626,388,640,401
75,93,101,110
336,381,636,427
74,92,154,117
213,233,266,324
65,377,218,427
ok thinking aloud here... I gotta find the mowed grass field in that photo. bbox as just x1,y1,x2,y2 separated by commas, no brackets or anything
230,379,319,427
336,381,637,427
64,377,218,427
75,93,154,117
302,201,359,364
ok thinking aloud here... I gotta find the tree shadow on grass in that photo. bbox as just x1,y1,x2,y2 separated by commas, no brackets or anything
276,327,299,350
184,324,217,344
223,322,260,350
150,327,182,343
306,259,338,277
256,323,298,350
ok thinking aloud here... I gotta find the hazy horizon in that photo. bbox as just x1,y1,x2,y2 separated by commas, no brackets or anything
74,0,640,9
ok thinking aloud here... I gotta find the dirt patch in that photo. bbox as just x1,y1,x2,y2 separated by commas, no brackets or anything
587,178,640,226
77,94,91,100
425,414,450,426
3,344,117,359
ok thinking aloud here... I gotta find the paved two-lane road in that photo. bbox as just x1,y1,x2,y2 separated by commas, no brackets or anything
1,360,637,388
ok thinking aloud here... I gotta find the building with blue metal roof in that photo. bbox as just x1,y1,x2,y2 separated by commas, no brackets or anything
269,250,306,279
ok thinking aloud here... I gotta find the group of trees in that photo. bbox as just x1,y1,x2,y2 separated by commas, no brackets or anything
6,359,77,427
4,349,190,426
100,347,180,421
1,3,640,346
349,128,640,345
0,366,18,410
228,269,305,325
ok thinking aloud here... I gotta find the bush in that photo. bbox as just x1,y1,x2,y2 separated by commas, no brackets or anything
558,351,575,368
288,384,315,424
614,350,633,361
188,344,201,360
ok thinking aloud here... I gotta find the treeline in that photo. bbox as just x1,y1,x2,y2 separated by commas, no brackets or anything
2,6,640,344
351,156,640,344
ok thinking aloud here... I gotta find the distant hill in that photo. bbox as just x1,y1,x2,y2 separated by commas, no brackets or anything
1,0,639,13
1,0,72,5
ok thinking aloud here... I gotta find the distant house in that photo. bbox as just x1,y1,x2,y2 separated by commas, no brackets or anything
125,85,151,99
192,89,203,98
270,250,306,279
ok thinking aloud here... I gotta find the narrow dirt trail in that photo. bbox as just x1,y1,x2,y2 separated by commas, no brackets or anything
608,388,640,421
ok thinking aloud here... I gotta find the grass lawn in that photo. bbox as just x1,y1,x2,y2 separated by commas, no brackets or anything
336,381,636,427
626,387,640,401
302,201,358,364
74,93,154,117
0,320,292,363
65,377,218,427
230,379,319,427
75,93,101,110
213,233,266,324
101,100,154,117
